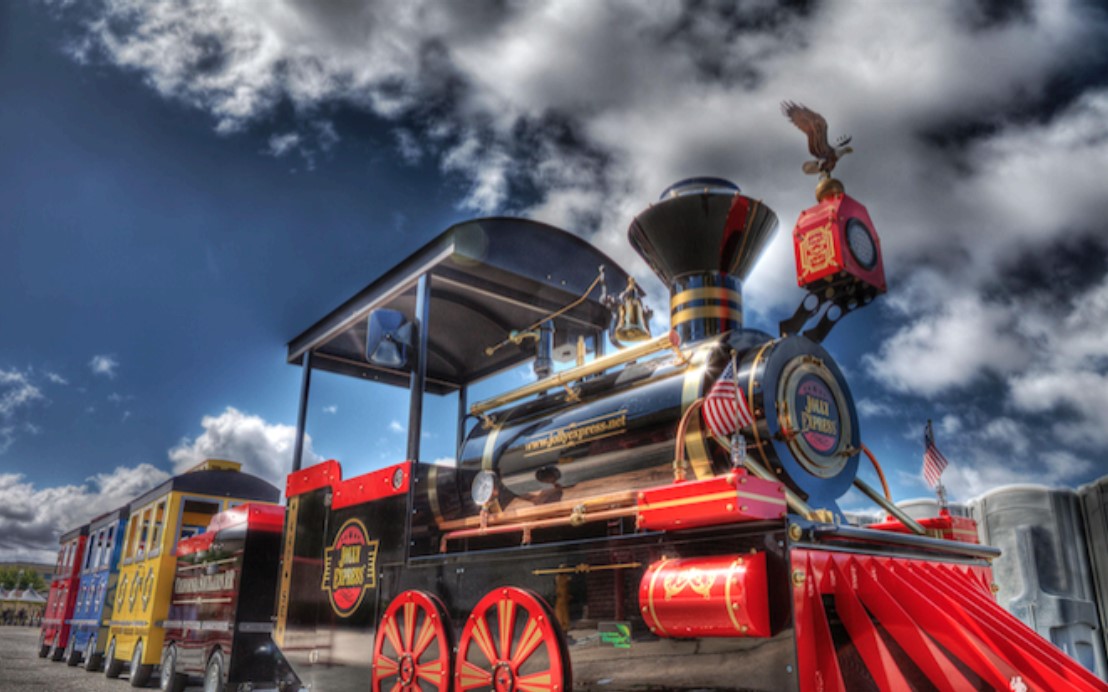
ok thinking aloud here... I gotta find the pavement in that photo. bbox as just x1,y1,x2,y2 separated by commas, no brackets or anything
0,626,204,691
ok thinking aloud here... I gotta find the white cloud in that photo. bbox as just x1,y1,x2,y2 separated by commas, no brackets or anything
938,447,1096,500
45,372,68,385
52,1,1108,304
168,406,321,487
266,132,301,157
388,419,403,434
0,427,14,455
263,121,338,168
938,415,963,437
0,369,44,419
863,291,1028,397
978,417,1030,456
89,354,119,378
394,129,423,164
857,398,895,418
0,464,170,562
322,404,338,414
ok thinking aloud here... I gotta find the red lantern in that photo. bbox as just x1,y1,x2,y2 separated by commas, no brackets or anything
793,192,886,295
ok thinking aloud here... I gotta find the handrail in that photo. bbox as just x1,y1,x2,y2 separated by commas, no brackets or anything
470,331,685,416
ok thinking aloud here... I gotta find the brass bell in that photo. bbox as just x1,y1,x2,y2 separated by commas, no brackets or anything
614,279,651,342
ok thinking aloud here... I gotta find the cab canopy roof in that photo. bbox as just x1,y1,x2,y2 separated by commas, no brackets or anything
286,218,633,394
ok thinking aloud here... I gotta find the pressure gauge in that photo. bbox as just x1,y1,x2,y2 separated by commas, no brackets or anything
471,470,499,508
391,466,405,490
845,218,877,269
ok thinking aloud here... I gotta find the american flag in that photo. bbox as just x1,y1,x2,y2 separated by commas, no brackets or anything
702,361,754,437
922,420,950,488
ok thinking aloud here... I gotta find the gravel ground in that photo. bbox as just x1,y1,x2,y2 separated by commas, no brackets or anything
0,627,204,692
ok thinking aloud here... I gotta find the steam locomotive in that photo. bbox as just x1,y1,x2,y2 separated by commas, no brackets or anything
38,175,1108,691
272,178,1106,691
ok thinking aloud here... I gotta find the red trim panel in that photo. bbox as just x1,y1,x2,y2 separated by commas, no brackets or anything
177,503,285,557
637,470,787,531
332,461,412,510
868,509,980,544
285,459,411,508
285,459,344,498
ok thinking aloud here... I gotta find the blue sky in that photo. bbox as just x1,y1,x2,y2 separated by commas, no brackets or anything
3,0,1108,561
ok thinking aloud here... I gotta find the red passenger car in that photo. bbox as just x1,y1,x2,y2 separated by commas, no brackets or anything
38,524,88,660
159,503,297,692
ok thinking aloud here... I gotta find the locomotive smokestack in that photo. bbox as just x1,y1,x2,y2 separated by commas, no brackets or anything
628,178,778,343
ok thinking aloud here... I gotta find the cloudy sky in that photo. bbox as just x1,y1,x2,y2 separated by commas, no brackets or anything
3,0,1107,561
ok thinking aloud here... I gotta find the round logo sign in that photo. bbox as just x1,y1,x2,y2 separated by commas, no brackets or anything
321,519,379,618
795,374,841,454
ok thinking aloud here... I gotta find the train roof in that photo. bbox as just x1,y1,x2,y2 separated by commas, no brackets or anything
129,468,279,509
59,524,88,542
286,217,633,394
87,503,130,531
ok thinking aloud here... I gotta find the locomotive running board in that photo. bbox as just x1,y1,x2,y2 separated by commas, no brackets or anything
792,549,1108,692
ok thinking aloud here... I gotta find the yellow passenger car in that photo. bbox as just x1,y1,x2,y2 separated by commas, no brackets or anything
103,459,278,687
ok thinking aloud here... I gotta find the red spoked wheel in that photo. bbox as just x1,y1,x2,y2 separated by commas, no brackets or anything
372,590,452,691
455,587,571,692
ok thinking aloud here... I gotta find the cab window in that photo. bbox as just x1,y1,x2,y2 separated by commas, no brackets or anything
123,510,141,562
83,531,99,572
136,506,153,560
176,498,221,548
104,525,117,567
148,500,167,557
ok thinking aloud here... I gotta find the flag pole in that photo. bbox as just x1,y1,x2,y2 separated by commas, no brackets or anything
730,350,746,468
923,418,951,510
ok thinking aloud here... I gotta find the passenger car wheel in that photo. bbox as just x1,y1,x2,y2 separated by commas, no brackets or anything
130,639,153,687
65,635,81,666
203,650,225,692
84,633,102,672
104,637,125,678
159,644,187,692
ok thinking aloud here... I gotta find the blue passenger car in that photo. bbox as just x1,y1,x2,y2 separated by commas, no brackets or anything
64,504,128,670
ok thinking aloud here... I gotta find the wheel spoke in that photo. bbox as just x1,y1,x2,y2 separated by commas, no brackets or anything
383,613,405,656
374,654,400,677
457,659,493,690
411,614,437,660
389,681,403,692
468,614,498,667
414,659,446,686
497,597,517,661
516,668,555,692
510,617,544,669
402,601,416,652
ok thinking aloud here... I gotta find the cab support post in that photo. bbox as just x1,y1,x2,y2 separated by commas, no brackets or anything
292,351,313,473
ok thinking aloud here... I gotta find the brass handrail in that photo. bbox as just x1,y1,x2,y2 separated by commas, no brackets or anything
470,331,685,416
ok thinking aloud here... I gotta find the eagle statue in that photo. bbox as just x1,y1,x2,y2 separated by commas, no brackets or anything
781,101,853,177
